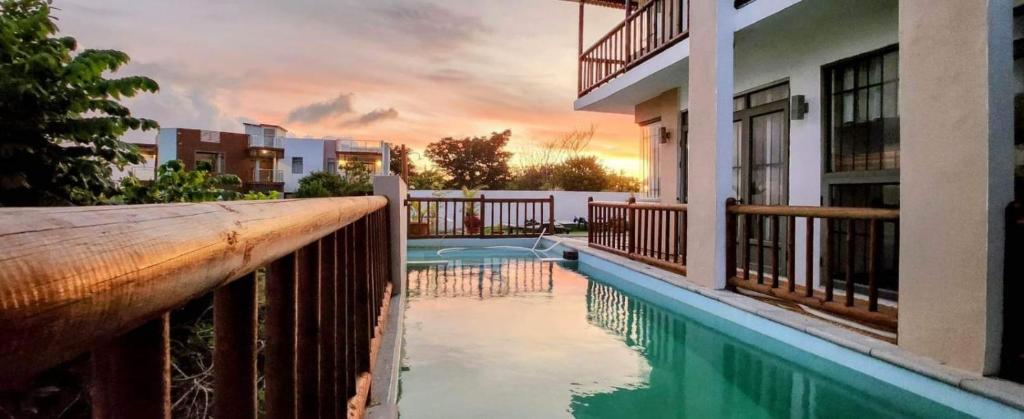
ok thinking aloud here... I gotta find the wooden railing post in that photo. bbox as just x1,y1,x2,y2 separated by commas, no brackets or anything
296,241,321,418
548,195,556,234
214,272,258,419
724,198,737,286
266,254,297,419
587,197,594,244
90,313,171,419
479,194,487,238
627,197,637,256
319,233,338,419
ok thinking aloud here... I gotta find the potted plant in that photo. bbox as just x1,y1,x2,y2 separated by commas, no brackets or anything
462,187,483,234
408,201,431,237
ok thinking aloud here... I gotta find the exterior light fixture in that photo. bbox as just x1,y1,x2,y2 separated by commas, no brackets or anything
659,126,671,144
791,95,809,120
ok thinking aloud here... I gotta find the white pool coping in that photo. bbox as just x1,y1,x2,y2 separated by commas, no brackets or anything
547,237,1024,417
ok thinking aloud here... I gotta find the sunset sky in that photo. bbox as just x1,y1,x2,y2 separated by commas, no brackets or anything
55,0,642,175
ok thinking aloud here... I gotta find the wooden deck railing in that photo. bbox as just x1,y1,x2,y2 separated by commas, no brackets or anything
579,0,690,96
725,199,900,330
588,197,688,274
406,195,555,239
0,197,394,419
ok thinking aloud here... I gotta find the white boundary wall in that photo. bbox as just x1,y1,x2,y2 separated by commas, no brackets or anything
407,190,632,223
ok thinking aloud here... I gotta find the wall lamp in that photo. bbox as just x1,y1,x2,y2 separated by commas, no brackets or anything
791,95,809,120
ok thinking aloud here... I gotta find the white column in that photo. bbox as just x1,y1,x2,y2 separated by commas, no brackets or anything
898,0,1013,374
373,175,408,295
685,0,734,289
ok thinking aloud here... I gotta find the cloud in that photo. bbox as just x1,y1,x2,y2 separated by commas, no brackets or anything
370,2,489,52
287,93,355,124
341,108,399,128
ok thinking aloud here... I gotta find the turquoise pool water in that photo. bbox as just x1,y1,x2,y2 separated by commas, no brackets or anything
399,247,996,418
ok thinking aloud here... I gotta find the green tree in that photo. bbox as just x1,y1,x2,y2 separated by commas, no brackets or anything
425,130,513,189
509,164,556,190
295,164,372,198
552,155,609,192
118,160,241,204
389,144,417,177
409,167,447,190
0,0,159,206
606,170,641,192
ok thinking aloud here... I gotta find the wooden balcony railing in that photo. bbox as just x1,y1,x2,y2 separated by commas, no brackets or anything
725,199,900,330
0,197,394,419
588,197,688,275
406,195,555,239
579,0,690,96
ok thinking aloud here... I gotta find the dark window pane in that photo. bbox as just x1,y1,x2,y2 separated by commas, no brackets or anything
827,48,900,174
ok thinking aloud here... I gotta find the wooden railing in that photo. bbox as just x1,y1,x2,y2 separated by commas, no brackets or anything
0,197,394,419
406,195,555,239
579,0,690,96
588,197,688,274
725,199,900,330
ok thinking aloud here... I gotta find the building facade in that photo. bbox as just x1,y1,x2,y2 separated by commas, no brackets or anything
155,123,391,195
568,0,1019,378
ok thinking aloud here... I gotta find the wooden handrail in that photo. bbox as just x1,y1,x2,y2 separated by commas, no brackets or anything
725,199,899,330
589,198,688,274
728,203,899,220
578,0,690,96
0,196,387,387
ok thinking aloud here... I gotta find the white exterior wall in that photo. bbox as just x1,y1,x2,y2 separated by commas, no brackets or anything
655,0,898,287
407,190,632,223
282,138,327,193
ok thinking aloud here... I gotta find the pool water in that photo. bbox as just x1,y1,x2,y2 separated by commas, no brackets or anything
399,247,976,418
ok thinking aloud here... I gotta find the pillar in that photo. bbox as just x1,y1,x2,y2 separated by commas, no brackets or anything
898,0,1013,374
686,0,735,289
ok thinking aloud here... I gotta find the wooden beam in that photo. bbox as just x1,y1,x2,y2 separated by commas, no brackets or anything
90,314,171,419
0,196,387,386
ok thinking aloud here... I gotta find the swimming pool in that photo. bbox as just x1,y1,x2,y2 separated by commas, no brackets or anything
399,246,1017,418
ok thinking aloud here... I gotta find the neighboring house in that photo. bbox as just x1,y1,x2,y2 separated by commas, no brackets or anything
155,123,392,195
565,0,1019,377
111,142,157,182
157,124,286,193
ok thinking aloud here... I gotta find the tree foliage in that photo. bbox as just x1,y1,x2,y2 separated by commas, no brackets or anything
117,160,241,204
0,0,159,206
295,163,372,198
425,130,512,189
409,167,447,190
552,155,609,191
389,144,417,177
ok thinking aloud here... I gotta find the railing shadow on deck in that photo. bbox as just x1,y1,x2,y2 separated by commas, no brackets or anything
0,196,394,419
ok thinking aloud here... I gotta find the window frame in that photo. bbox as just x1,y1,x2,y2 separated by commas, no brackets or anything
291,157,304,174
820,44,901,202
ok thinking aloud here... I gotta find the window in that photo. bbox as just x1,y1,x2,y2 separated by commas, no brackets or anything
822,45,900,294
194,152,223,173
825,46,899,174
200,130,220,143
639,120,662,199
291,157,303,174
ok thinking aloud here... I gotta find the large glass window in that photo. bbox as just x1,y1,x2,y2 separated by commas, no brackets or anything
194,151,223,173
826,47,899,173
823,45,900,295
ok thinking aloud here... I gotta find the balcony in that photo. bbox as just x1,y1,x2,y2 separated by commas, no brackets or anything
578,0,689,97
251,168,284,184
336,139,383,154
248,134,284,158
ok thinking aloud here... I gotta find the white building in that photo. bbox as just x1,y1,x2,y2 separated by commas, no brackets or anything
566,0,1020,378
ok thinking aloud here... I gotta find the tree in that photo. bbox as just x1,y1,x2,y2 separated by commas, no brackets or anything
552,155,609,191
118,160,242,204
409,167,447,190
0,0,159,206
606,170,641,192
389,144,417,177
295,163,372,198
425,130,513,189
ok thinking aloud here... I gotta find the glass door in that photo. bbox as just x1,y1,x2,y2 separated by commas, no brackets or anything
732,83,790,277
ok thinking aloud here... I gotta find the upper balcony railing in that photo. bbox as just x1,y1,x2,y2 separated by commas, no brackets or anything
249,134,284,149
579,0,689,97
337,139,384,154
252,167,284,183
0,197,394,418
